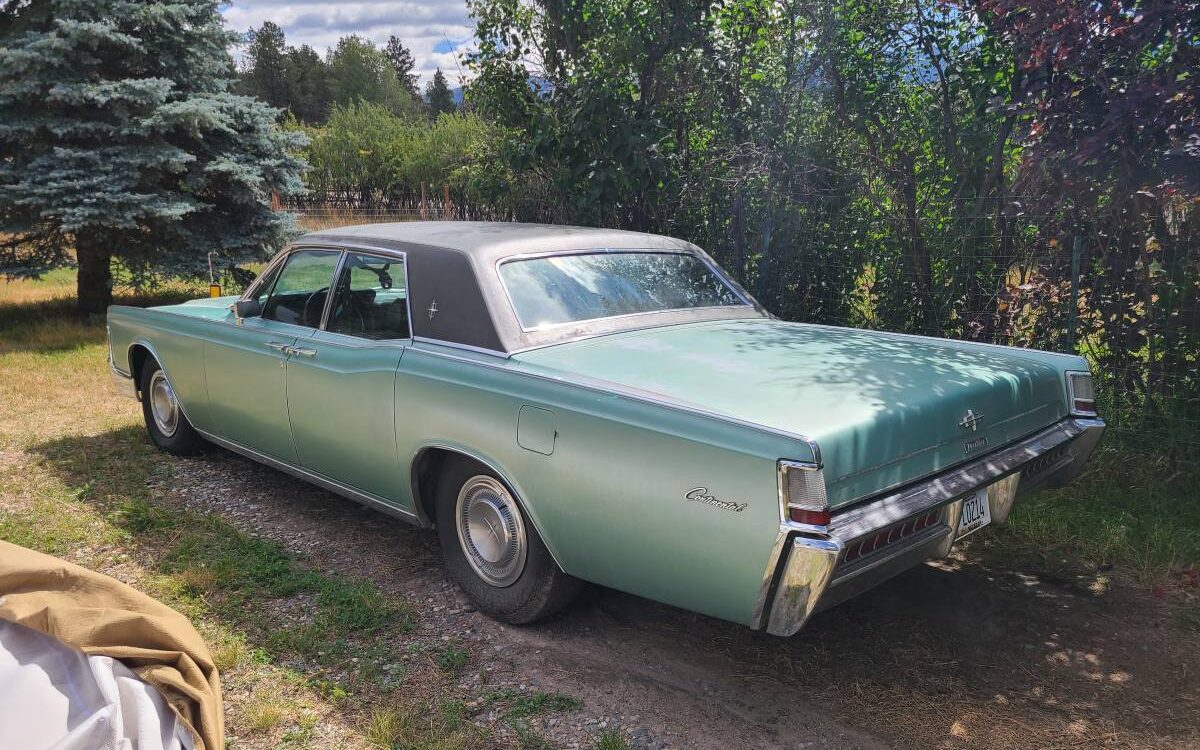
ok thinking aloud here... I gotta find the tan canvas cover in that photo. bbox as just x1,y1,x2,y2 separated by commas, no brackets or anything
0,540,224,750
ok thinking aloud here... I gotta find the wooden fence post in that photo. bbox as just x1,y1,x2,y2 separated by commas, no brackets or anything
444,183,452,220
420,182,428,220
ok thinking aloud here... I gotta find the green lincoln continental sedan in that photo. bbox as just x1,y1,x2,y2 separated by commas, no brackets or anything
107,222,1105,635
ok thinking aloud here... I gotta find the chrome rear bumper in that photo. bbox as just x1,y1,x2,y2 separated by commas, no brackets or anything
760,416,1105,636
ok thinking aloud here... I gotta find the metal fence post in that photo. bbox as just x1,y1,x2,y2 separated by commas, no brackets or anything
1068,236,1082,351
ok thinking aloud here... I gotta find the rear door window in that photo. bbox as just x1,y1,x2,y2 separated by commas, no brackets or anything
326,253,410,339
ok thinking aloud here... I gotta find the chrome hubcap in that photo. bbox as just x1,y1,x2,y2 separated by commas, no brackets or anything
148,370,179,438
456,475,527,587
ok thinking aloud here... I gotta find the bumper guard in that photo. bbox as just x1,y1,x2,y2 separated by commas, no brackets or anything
760,416,1105,636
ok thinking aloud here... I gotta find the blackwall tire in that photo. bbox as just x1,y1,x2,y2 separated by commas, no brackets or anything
435,457,582,624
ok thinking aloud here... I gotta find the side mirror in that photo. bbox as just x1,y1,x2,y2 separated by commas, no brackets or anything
234,299,262,319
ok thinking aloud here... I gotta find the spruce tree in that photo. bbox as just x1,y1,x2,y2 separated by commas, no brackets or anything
0,0,307,313
425,68,456,116
384,35,419,99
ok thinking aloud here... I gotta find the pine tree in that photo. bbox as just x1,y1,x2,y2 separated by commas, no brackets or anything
241,21,289,109
384,35,419,99
0,0,307,313
425,68,457,116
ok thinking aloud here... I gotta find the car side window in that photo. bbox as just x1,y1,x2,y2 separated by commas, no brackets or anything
326,252,410,340
246,259,283,305
262,249,341,328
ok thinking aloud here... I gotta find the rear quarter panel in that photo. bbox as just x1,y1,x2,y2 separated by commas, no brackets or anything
397,345,811,626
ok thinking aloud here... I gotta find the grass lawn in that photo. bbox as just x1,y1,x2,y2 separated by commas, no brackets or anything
0,274,612,750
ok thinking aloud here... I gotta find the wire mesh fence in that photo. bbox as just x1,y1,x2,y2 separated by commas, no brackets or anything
281,194,1200,459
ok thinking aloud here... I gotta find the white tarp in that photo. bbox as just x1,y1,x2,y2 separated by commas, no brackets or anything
0,619,192,750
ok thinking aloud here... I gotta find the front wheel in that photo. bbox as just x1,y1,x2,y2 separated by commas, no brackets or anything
436,458,581,624
140,360,203,456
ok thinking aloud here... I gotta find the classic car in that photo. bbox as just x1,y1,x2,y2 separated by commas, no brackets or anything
106,222,1105,635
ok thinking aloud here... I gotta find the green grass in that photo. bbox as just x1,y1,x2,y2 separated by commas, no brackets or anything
994,443,1200,578
594,730,633,750
435,644,470,674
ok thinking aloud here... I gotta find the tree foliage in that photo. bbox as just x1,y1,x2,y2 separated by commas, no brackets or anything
463,0,1200,422
0,0,308,312
425,68,457,115
385,35,421,98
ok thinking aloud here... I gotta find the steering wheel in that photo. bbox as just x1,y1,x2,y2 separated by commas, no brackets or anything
302,287,329,327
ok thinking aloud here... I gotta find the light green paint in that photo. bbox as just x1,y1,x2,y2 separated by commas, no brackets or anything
106,303,1085,627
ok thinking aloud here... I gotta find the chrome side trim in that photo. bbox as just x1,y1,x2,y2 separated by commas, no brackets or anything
197,429,421,525
407,345,823,462
411,336,509,359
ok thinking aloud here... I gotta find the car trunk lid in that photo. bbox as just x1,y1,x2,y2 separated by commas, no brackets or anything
513,319,1073,508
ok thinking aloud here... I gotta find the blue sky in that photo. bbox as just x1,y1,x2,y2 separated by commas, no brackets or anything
220,1,475,87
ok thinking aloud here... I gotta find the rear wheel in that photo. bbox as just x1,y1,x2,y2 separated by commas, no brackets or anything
435,457,581,624
140,360,203,456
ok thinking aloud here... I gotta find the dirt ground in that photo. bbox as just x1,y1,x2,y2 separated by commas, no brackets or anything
158,448,1199,750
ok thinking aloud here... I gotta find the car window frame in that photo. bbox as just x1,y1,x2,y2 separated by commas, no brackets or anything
495,248,753,333
258,247,344,330
320,248,413,342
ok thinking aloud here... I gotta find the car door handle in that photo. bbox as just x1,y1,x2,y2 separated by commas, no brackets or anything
264,341,290,352
288,347,317,357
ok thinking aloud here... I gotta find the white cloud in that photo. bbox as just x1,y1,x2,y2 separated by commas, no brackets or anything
219,0,476,87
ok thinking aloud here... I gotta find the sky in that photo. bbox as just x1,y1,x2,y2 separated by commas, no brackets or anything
219,1,476,88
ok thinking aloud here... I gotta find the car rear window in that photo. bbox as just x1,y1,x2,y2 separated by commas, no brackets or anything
498,252,745,330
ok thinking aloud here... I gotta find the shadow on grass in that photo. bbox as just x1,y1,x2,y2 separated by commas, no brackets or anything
0,291,206,354
25,424,417,692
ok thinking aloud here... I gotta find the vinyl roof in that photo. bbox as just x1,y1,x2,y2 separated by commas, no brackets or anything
295,221,767,354
301,221,693,262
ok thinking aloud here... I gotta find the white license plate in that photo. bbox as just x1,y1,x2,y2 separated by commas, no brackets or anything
956,487,992,539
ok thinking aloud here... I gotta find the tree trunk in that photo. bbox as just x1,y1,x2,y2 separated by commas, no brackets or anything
76,235,113,314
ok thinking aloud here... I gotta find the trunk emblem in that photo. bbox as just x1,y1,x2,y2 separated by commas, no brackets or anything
959,409,984,432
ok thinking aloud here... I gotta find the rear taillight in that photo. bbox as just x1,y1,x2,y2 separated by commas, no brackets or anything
779,460,830,528
789,507,831,526
1067,371,1097,416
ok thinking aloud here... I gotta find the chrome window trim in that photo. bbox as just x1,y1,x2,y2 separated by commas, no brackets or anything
503,311,766,356
494,248,754,334
411,336,509,358
255,247,343,330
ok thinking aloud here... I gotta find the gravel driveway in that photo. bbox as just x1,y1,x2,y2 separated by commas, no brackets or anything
164,448,1198,750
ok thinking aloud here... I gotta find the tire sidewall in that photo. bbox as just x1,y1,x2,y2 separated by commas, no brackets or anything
435,459,562,623
139,361,200,454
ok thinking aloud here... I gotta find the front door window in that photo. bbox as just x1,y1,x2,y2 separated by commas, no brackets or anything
262,249,342,328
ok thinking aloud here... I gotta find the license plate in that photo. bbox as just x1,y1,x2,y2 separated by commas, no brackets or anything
956,487,992,539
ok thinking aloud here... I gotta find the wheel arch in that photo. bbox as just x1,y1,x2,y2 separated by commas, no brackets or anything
125,339,199,426
409,443,566,570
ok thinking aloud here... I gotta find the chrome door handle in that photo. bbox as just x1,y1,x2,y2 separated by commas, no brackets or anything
288,347,317,357
264,341,289,352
